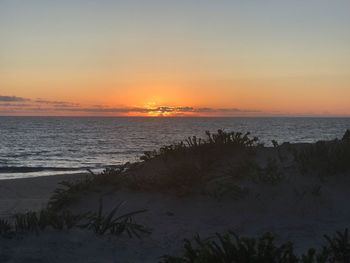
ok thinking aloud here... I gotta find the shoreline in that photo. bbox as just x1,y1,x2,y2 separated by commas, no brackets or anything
0,173,86,217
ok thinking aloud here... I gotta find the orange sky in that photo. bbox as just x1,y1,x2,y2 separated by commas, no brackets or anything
1,1,350,116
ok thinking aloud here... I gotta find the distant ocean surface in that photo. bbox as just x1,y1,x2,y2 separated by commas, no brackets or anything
0,117,349,179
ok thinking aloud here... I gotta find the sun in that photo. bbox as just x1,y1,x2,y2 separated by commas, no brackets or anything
144,102,174,117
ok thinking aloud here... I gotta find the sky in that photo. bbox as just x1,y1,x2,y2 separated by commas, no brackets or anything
1,0,350,116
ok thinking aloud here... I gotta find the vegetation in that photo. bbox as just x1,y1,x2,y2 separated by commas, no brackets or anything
0,218,14,239
141,130,259,162
48,165,131,211
0,199,149,239
45,130,262,204
161,229,350,263
83,198,150,237
294,130,350,176
45,129,350,208
13,209,87,233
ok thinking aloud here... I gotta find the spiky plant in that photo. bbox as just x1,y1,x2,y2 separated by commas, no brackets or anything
83,198,150,238
0,218,14,239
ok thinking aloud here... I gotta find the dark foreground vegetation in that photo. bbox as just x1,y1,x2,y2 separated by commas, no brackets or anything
162,229,350,263
0,198,150,239
46,129,350,210
294,130,350,176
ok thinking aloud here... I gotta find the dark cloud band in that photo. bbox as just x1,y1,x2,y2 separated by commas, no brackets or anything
0,95,259,115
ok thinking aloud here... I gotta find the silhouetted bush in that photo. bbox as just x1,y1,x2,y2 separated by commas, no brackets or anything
0,218,14,239
0,199,149,238
161,229,350,263
82,198,150,238
141,130,259,162
294,131,350,176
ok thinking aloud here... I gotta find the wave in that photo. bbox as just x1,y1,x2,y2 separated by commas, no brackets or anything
0,166,87,174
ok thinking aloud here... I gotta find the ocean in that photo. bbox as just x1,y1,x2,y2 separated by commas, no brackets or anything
0,117,349,179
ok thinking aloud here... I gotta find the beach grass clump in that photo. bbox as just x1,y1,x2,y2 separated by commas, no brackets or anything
12,209,87,233
48,165,134,210
233,158,283,185
161,229,350,263
0,202,149,238
203,178,249,200
157,159,206,196
323,228,350,263
294,130,350,176
140,130,259,162
48,180,90,211
46,130,261,200
82,198,150,238
136,131,261,196
0,218,14,239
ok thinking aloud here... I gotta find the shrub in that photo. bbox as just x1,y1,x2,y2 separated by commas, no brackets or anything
161,231,298,263
12,209,87,233
48,179,92,211
48,164,133,211
234,159,283,184
0,201,149,238
161,229,350,263
294,131,350,176
13,211,39,234
342,130,350,143
140,130,259,162
0,218,14,239
323,228,350,262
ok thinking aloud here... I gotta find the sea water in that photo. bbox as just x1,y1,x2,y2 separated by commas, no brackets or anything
0,117,349,179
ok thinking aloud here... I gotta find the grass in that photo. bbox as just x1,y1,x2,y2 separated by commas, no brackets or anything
161,229,350,263
12,209,87,234
140,130,260,162
46,130,262,206
0,200,150,239
46,129,350,208
0,218,14,239
48,164,131,211
231,158,283,185
294,130,350,176
83,198,150,237
48,179,92,211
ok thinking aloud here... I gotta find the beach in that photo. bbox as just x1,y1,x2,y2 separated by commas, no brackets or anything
1,135,350,262
0,174,86,218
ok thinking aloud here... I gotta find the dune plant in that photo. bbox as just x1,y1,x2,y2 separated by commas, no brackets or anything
82,198,150,238
0,218,14,239
48,164,134,211
0,201,149,238
13,211,39,234
140,130,259,162
294,131,350,176
48,179,92,211
12,209,87,233
342,130,350,143
161,229,350,263
233,158,283,185
161,231,298,263
203,176,249,200
323,229,350,263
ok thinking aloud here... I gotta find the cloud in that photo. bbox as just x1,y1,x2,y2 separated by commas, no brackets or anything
0,103,32,107
34,99,80,107
53,106,259,114
0,95,29,102
0,95,259,116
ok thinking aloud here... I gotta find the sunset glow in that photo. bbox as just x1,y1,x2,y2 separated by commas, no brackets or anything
1,1,350,116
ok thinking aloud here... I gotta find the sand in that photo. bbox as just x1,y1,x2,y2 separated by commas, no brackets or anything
1,142,350,262
1,170,350,262
0,174,86,217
